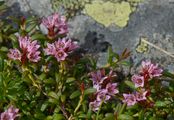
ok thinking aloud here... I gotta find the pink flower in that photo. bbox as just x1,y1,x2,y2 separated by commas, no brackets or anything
89,69,118,111
106,83,119,95
90,69,106,86
0,106,19,120
7,49,21,61
55,50,68,61
135,90,148,101
93,84,101,92
27,51,41,62
89,100,101,112
8,36,41,63
123,93,137,106
64,38,78,52
55,16,68,35
90,69,116,88
44,38,78,62
18,36,30,50
44,43,56,55
42,14,56,29
131,74,144,88
27,40,40,52
140,61,163,80
54,38,67,50
96,90,111,103
42,13,68,38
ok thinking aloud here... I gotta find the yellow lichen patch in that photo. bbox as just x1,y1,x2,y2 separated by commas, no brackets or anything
84,0,132,27
136,37,149,53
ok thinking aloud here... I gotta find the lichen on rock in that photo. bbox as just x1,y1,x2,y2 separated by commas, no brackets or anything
136,37,149,53
51,0,91,18
84,0,132,27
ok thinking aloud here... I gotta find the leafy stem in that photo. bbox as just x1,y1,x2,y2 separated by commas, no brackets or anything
68,92,84,120
96,99,104,120
22,65,47,96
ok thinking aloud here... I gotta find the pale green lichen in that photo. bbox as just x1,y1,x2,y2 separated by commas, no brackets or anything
84,0,132,27
136,37,149,53
51,0,91,18
51,0,143,26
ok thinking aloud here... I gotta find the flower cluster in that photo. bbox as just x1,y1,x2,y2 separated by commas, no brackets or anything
140,61,163,80
89,69,119,111
123,89,148,106
0,106,19,120
42,13,68,39
8,36,41,64
44,37,78,61
123,61,163,106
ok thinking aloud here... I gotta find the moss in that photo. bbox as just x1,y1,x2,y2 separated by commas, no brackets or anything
84,1,132,27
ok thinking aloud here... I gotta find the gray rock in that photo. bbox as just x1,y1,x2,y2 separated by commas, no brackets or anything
69,0,174,70
5,0,53,17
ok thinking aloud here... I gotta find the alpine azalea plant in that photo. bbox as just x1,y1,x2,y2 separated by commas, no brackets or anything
89,69,119,111
0,12,174,120
0,106,19,120
8,36,41,64
123,61,163,107
44,37,78,61
42,13,68,39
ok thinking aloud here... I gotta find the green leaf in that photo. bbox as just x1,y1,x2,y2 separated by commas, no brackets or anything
70,90,81,99
124,80,135,89
114,103,122,114
39,73,46,80
48,91,58,99
3,25,11,32
61,95,66,102
118,103,126,115
78,114,87,118
155,101,166,107
26,23,37,33
0,46,8,52
82,102,87,112
66,77,76,83
0,2,7,11
118,114,134,120
25,17,38,24
7,95,17,101
41,102,48,112
138,110,144,120
107,46,114,64
34,112,46,119
9,34,17,42
53,114,65,120
45,116,53,120
87,107,92,119
119,61,131,66
0,57,4,72
0,1,5,6
48,98,58,104
162,70,174,79
104,113,115,120
84,88,96,95
44,78,55,84
31,33,47,41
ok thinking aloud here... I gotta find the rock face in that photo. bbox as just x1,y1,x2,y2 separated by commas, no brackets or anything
5,0,53,17
4,0,174,71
